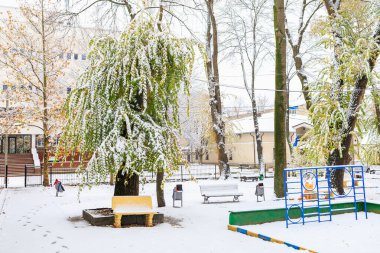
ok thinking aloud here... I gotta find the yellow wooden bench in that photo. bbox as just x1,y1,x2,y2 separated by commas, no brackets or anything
112,196,157,228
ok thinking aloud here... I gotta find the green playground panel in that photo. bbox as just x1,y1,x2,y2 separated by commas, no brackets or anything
229,201,380,226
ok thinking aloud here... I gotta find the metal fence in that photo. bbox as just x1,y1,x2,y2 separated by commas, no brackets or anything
143,163,275,182
0,162,275,188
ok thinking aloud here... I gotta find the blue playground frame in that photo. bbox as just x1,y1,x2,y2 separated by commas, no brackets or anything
283,165,368,228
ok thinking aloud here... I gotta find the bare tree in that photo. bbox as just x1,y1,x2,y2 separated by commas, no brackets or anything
0,0,69,186
223,0,271,177
284,0,322,110
180,90,213,163
204,0,230,178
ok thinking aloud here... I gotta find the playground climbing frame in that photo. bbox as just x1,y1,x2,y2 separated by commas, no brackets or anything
283,165,368,228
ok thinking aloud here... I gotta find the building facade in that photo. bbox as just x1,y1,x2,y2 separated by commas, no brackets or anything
183,105,311,167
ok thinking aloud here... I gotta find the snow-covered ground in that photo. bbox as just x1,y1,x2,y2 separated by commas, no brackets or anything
0,176,379,253
244,213,380,253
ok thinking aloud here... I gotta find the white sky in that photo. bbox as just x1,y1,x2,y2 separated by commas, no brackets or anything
0,0,316,109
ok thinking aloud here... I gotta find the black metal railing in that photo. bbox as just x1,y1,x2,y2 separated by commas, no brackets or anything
0,162,276,188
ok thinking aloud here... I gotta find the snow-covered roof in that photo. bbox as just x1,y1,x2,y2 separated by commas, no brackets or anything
231,112,310,134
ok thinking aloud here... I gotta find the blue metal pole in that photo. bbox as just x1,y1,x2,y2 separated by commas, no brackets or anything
300,170,305,225
283,169,289,228
327,167,332,222
360,165,368,219
315,168,320,223
350,166,358,220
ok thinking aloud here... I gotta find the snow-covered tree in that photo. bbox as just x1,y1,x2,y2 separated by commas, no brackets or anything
204,0,230,178
180,90,213,163
223,0,271,178
296,0,380,194
59,16,195,198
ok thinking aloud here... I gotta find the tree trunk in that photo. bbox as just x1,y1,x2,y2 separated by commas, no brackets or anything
273,0,287,198
284,0,322,111
41,0,49,187
294,51,312,110
109,172,114,185
42,124,49,186
205,0,229,178
114,113,142,196
328,74,372,194
251,101,264,176
373,92,380,135
114,169,139,196
154,4,167,207
285,78,293,155
156,170,165,207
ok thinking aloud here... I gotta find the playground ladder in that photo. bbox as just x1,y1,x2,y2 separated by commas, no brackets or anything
284,165,368,228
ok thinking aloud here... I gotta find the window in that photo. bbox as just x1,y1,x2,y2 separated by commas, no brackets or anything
74,53,78,60
67,53,72,60
59,53,64,59
205,150,209,160
23,135,31,153
36,135,44,148
228,151,233,161
9,137,15,154
52,137,59,147
290,109,297,115
81,54,87,60
2,84,7,91
67,87,71,94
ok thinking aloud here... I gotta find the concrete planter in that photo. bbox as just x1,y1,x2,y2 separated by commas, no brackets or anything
83,208,164,226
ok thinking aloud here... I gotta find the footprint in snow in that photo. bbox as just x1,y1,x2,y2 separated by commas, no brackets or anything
43,234,47,237
51,241,57,245
31,229,36,231
57,236,63,240
46,230,51,233
61,245,69,249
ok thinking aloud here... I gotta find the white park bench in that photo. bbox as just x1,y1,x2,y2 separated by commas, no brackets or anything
199,183,243,203
239,169,259,182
